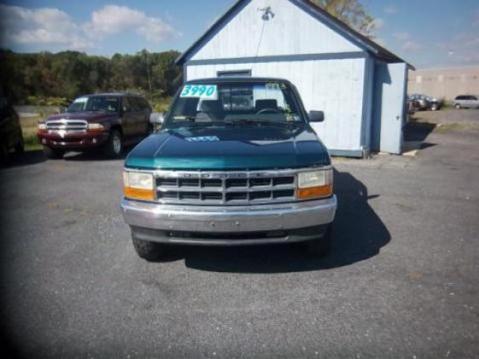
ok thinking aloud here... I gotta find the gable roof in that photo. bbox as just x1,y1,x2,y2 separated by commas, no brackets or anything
176,0,414,70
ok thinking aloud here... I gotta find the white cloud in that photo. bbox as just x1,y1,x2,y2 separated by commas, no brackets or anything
0,4,178,52
391,32,422,51
84,5,176,43
384,5,398,15
86,5,145,36
402,41,422,51
437,32,479,65
0,4,91,50
371,18,385,31
393,32,410,41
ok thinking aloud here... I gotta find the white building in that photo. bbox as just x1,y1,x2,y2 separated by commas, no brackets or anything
176,0,414,157
408,66,479,101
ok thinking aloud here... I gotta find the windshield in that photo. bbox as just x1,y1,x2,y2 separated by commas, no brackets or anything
67,96,120,113
165,82,305,128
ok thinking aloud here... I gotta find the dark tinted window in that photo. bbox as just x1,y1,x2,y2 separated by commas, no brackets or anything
128,97,140,111
67,96,119,113
141,98,152,111
455,96,465,100
135,97,151,111
128,97,150,111
122,97,132,112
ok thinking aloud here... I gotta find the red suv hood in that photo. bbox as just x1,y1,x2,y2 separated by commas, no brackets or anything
47,111,117,122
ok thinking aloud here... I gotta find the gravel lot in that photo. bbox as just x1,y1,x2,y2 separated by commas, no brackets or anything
1,110,478,358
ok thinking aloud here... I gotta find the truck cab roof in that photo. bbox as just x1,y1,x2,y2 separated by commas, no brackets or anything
80,93,145,98
185,77,293,85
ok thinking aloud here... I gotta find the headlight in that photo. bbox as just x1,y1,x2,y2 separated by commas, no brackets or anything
38,123,47,130
123,171,155,201
297,169,333,200
88,123,105,131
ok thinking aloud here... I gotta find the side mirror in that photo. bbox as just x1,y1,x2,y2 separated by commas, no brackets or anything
309,110,324,122
150,112,165,128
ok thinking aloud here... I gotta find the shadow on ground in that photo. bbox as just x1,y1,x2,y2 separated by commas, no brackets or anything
158,170,391,273
0,146,133,169
404,121,437,147
0,150,46,169
64,149,129,161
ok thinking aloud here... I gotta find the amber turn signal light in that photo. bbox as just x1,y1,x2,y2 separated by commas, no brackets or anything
123,187,155,201
297,185,332,200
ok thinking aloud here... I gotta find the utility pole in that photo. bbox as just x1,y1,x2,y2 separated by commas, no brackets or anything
144,50,152,94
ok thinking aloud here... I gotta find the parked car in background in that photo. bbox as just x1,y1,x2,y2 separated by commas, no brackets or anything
408,94,443,111
0,96,24,164
407,98,421,116
37,93,153,159
453,95,479,109
121,77,337,261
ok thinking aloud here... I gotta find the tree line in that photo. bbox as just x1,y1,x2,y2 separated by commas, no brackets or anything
0,49,182,107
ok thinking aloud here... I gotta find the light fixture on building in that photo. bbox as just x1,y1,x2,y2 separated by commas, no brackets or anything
258,6,275,21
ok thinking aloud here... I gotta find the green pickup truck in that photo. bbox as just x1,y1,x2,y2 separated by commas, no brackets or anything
121,77,337,261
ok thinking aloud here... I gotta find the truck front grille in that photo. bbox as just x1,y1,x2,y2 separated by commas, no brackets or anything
155,170,297,205
46,119,88,132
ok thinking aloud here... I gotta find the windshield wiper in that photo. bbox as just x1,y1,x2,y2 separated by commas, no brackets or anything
224,118,296,126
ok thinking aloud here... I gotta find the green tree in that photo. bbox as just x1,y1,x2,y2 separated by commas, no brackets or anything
0,49,182,105
310,0,375,36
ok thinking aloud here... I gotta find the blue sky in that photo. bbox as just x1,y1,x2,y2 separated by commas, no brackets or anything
0,0,478,69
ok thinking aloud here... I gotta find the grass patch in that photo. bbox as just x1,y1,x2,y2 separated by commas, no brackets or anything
24,134,42,151
19,116,42,152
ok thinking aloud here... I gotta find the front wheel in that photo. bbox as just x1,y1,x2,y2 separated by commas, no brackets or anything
455,104,461,109
132,236,168,261
103,129,123,158
43,146,64,159
431,104,438,111
305,224,333,257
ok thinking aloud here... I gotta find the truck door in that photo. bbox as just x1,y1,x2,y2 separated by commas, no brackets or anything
130,97,150,135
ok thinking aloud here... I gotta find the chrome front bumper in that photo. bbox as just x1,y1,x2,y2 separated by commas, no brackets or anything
121,196,337,245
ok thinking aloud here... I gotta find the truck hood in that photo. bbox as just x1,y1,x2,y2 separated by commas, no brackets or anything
46,111,117,122
126,124,330,170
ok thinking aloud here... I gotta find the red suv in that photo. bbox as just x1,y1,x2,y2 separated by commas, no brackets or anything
37,93,152,159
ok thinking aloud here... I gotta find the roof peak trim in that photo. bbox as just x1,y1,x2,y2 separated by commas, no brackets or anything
176,0,414,69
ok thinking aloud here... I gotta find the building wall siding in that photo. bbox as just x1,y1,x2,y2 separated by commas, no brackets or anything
186,57,366,151
190,0,360,61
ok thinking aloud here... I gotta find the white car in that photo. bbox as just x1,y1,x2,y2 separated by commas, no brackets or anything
453,95,479,109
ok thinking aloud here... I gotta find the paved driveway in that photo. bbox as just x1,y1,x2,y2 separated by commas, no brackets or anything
1,111,478,358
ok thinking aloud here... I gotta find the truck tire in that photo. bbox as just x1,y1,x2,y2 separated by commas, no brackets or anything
103,129,123,158
305,224,333,257
43,146,64,159
132,236,167,261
